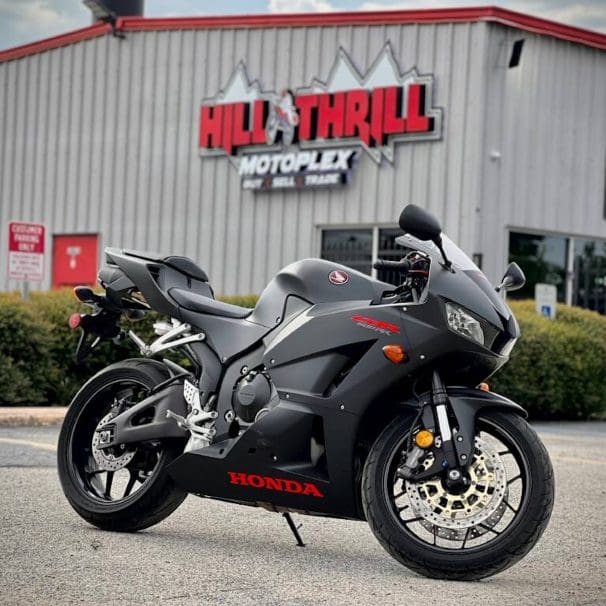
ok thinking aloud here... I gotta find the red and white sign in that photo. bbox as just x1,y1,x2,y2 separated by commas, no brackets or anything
199,43,442,191
8,221,45,281
52,234,99,289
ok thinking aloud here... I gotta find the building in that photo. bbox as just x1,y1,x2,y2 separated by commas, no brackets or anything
1,6,605,311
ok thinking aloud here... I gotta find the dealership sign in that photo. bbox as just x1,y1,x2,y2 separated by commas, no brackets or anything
199,43,442,191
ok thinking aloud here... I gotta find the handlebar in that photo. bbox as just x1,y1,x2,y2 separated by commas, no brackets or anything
373,259,411,273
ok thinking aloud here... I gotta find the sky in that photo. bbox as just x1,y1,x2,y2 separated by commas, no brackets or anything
0,0,605,51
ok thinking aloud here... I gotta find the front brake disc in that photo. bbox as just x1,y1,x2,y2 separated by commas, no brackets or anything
405,436,508,541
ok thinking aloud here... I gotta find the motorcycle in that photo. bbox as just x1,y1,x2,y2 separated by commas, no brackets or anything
58,204,554,580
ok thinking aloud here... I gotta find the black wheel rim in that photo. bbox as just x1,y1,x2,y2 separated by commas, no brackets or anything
68,378,167,505
384,417,531,552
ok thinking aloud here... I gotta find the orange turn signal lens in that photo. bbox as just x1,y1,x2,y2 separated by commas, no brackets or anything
382,344,406,364
415,430,434,449
68,313,81,330
479,382,490,392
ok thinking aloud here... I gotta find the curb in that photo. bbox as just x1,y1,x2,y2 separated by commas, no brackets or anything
0,407,68,427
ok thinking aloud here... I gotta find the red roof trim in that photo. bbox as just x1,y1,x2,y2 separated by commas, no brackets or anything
0,22,111,63
1,6,604,63
116,6,606,50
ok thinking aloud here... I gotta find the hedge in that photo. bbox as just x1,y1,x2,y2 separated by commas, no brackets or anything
489,300,606,420
0,292,603,419
0,290,257,407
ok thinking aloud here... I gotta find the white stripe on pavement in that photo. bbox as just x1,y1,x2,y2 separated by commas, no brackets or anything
0,437,57,452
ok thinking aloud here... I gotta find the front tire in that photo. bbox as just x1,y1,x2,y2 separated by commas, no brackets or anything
362,410,554,580
58,359,187,532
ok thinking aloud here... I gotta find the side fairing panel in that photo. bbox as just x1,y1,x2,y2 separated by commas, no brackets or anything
263,301,414,414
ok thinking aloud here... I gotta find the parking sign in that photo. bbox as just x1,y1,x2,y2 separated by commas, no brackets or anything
8,221,46,281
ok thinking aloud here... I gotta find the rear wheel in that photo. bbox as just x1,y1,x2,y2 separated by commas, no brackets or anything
362,410,554,580
57,359,187,532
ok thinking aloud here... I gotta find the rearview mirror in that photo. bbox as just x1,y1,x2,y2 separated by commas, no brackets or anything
496,262,526,292
399,204,442,242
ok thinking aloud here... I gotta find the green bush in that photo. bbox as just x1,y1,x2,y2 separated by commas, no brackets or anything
0,292,603,420
0,290,258,406
0,293,58,405
490,300,606,420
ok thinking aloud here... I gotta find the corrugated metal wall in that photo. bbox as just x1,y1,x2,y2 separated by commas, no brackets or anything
478,23,606,281
1,20,604,294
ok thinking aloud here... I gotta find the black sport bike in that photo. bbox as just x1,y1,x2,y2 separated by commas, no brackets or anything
58,205,554,580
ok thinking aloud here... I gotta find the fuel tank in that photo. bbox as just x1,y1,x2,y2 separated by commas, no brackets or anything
248,258,393,328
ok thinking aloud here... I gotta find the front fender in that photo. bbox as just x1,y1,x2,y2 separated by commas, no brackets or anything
446,387,527,466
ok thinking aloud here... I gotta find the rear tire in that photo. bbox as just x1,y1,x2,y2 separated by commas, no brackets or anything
362,410,554,580
58,359,187,532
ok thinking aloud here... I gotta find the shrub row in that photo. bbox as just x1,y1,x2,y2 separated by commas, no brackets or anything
0,292,603,419
0,290,256,407
490,300,606,420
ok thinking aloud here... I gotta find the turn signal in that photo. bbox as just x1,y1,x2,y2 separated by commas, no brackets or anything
382,344,406,364
415,430,434,449
479,382,490,392
68,313,82,330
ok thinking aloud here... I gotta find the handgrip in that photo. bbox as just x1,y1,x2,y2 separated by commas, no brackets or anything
373,259,411,273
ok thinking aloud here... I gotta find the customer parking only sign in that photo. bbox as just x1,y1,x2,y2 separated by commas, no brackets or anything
8,221,45,281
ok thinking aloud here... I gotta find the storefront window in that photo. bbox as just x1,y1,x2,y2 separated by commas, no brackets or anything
508,232,568,302
321,229,372,275
573,238,606,314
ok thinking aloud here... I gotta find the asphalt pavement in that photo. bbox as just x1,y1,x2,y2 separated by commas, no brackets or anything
0,423,604,606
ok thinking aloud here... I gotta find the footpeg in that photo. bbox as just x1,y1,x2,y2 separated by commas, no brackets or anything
166,409,188,428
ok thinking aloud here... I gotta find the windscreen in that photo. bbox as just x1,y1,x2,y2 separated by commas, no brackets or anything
395,233,479,270
395,233,511,319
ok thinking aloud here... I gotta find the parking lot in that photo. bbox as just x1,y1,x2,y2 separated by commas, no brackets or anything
0,423,604,605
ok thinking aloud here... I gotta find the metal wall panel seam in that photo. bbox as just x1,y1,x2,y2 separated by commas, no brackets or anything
170,31,188,260
197,30,217,291
134,33,153,249
457,23,481,254
95,38,111,253
122,32,138,249
207,28,226,293
114,34,133,248
73,41,86,233
22,55,37,225
182,31,199,283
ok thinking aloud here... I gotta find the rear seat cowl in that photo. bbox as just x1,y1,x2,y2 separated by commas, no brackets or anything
163,257,209,282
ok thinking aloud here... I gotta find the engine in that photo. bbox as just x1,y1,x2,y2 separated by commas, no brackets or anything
232,370,278,423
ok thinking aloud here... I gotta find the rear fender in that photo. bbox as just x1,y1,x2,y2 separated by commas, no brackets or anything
446,388,527,466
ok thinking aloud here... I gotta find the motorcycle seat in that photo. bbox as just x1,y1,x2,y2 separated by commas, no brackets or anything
169,287,252,319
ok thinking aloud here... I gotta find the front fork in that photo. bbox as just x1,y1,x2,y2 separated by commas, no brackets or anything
397,371,470,488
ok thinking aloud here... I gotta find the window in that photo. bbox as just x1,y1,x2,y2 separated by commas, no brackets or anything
508,230,605,315
508,232,568,302
321,229,372,275
320,227,406,286
573,238,606,314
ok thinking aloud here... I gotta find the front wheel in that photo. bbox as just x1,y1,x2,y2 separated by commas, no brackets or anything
58,359,187,532
362,410,554,580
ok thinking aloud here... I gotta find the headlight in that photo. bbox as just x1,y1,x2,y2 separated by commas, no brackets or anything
446,303,485,346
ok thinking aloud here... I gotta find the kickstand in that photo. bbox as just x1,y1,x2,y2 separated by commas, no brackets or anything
282,512,306,547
